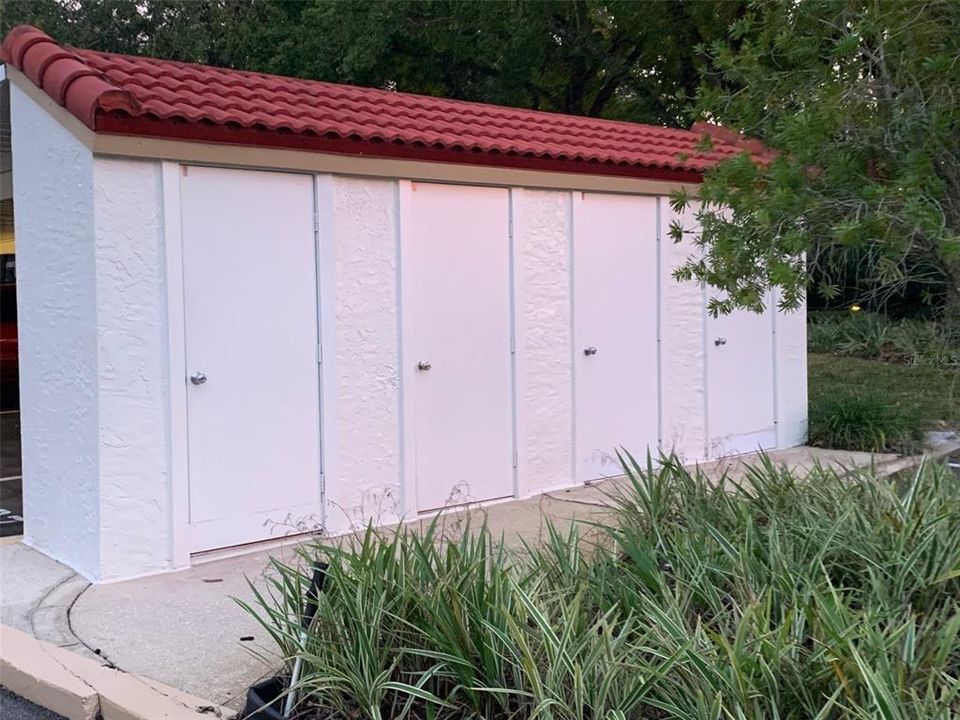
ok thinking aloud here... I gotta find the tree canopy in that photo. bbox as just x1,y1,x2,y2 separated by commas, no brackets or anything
671,0,960,319
6,0,957,321
2,0,743,126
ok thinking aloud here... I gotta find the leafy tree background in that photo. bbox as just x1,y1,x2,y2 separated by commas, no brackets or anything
672,0,960,321
1,0,743,126
4,0,958,322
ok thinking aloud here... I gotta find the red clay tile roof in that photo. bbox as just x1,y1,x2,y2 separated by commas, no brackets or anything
1,25,763,182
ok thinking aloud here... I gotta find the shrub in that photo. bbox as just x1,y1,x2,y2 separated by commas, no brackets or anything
808,392,920,452
808,311,896,358
808,310,960,365
241,455,960,719
888,319,959,365
807,311,851,353
837,313,897,358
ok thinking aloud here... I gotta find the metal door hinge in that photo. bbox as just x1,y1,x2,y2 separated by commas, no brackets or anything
317,344,323,364
512,450,518,468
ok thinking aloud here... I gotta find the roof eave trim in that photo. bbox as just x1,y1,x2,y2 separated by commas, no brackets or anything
95,113,705,184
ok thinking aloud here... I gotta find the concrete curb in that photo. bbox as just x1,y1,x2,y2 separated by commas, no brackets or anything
0,625,236,720
873,440,960,480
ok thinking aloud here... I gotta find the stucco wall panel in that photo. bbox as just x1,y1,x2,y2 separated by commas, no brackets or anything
325,176,402,532
11,81,809,581
659,201,707,462
512,189,574,494
10,82,101,577
775,293,808,448
93,158,170,580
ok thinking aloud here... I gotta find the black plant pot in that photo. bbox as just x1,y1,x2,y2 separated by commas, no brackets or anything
242,562,329,720
243,676,287,720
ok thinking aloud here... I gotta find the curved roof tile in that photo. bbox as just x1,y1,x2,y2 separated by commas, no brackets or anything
1,25,768,181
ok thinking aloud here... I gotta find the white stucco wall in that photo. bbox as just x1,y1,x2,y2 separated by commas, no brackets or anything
775,295,809,447
314,181,807,516
659,201,708,461
512,189,575,494
11,88,807,581
321,176,402,534
93,157,170,580
10,82,102,577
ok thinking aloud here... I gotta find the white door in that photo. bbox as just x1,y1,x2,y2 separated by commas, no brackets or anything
573,193,659,482
180,166,322,552
707,301,776,456
402,182,514,512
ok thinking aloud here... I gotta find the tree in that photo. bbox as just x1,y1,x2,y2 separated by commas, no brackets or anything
1,0,239,63
671,0,960,321
1,0,744,127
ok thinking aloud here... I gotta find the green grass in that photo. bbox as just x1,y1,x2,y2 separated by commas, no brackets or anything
807,311,960,451
809,352,960,433
241,456,960,719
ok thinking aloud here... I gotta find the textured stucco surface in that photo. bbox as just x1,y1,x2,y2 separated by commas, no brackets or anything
512,189,574,494
93,157,171,580
324,176,402,533
10,82,102,577
12,88,173,581
775,294,809,447
11,90,807,580
659,201,708,461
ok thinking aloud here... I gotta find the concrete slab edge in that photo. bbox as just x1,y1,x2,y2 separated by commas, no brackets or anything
31,574,94,656
873,441,960,480
0,625,236,720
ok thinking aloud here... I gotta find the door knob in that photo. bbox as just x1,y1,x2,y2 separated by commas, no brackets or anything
190,371,208,385
584,346,598,356
714,337,727,347
417,360,432,371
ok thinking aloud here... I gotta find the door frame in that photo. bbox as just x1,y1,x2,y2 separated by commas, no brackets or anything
161,162,330,569
397,180,519,518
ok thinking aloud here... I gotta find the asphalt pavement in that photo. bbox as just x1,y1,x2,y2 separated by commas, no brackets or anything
0,408,22,537
0,688,66,720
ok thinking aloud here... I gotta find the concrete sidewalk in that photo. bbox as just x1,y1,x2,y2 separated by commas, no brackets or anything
1,445,941,711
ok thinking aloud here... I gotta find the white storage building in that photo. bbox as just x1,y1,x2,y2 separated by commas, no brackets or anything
2,26,806,582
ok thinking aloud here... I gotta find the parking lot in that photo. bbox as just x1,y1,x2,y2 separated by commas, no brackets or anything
1,406,22,537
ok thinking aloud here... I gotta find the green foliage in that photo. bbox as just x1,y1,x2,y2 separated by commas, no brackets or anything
671,0,960,319
808,392,919,452
808,310,960,363
1,0,242,66
808,312,892,357
242,456,960,719
1,0,744,126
